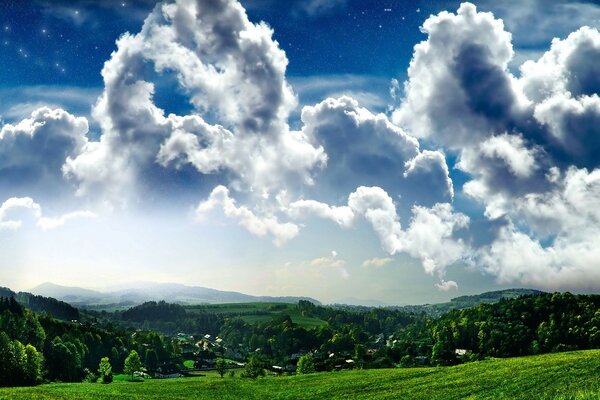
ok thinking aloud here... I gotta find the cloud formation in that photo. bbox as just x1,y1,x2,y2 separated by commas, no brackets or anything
392,2,600,290
196,185,299,246
0,197,95,230
3,0,600,294
287,186,469,278
64,0,326,203
435,280,459,292
0,107,88,195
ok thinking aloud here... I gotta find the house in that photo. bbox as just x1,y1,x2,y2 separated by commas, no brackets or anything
455,349,469,356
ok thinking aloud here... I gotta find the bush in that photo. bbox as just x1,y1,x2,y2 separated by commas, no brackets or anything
296,354,316,374
241,356,265,379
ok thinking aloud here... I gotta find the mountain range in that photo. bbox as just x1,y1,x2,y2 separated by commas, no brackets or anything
30,282,322,309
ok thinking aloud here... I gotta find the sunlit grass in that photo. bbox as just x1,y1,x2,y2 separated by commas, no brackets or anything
1,350,599,399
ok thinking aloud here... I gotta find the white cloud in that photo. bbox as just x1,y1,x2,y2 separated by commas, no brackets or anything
196,185,299,246
0,107,89,193
302,96,453,204
0,197,95,231
286,199,354,227
287,186,470,277
521,26,600,168
435,279,459,291
479,134,538,178
65,0,326,203
392,2,525,148
361,257,393,268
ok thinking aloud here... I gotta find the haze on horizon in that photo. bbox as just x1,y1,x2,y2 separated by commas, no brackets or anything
1,0,600,305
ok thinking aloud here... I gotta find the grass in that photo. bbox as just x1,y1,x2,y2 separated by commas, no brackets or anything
2,350,600,399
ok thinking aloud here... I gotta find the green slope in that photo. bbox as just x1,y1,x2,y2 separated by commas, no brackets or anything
2,350,600,399
400,288,545,316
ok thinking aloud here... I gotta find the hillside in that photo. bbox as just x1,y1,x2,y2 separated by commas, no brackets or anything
30,282,321,309
399,288,545,316
0,286,79,321
1,350,599,399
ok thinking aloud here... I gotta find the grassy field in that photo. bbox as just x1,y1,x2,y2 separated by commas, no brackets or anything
185,302,327,329
2,350,600,399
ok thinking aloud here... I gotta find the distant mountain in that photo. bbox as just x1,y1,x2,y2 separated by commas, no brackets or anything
30,282,321,309
332,297,391,307
398,288,546,316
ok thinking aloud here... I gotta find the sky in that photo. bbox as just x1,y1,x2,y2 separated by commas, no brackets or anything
1,0,600,305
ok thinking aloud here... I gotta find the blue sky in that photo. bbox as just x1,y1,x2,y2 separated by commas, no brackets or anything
1,0,600,305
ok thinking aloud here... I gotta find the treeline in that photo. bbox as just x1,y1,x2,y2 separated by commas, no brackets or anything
121,301,187,322
109,293,600,371
0,298,180,387
16,293,79,321
428,292,600,365
0,287,79,321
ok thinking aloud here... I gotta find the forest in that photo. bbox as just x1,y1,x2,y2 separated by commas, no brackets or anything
0,290,600,386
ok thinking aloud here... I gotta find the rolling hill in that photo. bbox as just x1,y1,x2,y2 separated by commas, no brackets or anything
30,282,321,309
398,288,545,316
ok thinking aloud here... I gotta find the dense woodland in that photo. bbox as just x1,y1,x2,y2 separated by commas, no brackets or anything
0,290,600,387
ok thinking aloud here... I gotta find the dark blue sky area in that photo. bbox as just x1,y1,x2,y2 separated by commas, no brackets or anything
0,0,430,87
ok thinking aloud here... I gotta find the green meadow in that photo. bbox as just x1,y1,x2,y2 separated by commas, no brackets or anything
186,302,328,328
2,350,600,400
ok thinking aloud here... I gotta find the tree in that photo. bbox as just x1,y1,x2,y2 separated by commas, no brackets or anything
296,354,316,374
241,356,265,379
123,350,142,381
145,349,158,372
98,357,113,384
215,357,226,378
45,337,84,382
23,344,43,385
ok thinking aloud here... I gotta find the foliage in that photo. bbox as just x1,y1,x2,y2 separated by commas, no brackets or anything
97,357,112,384
123,351,142,380
215,358,226,378
144,349,158,372
241,356,265,379
121,301,186,322
45,336,85,382
428,292,600,365
16,293,80,321
296,354,316,374
0,332,44,387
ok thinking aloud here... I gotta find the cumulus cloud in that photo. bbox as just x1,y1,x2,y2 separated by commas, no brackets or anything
286,199,354,227
392,2,526,148
435,280,459,292
6,0,600,293
0,197,95,230
361,257,393,268
65,0,326,203
302,96,453,204
521,26,600,169
287,186,470,277
391,2,600,289
0,107,88,195
196,185,299,246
